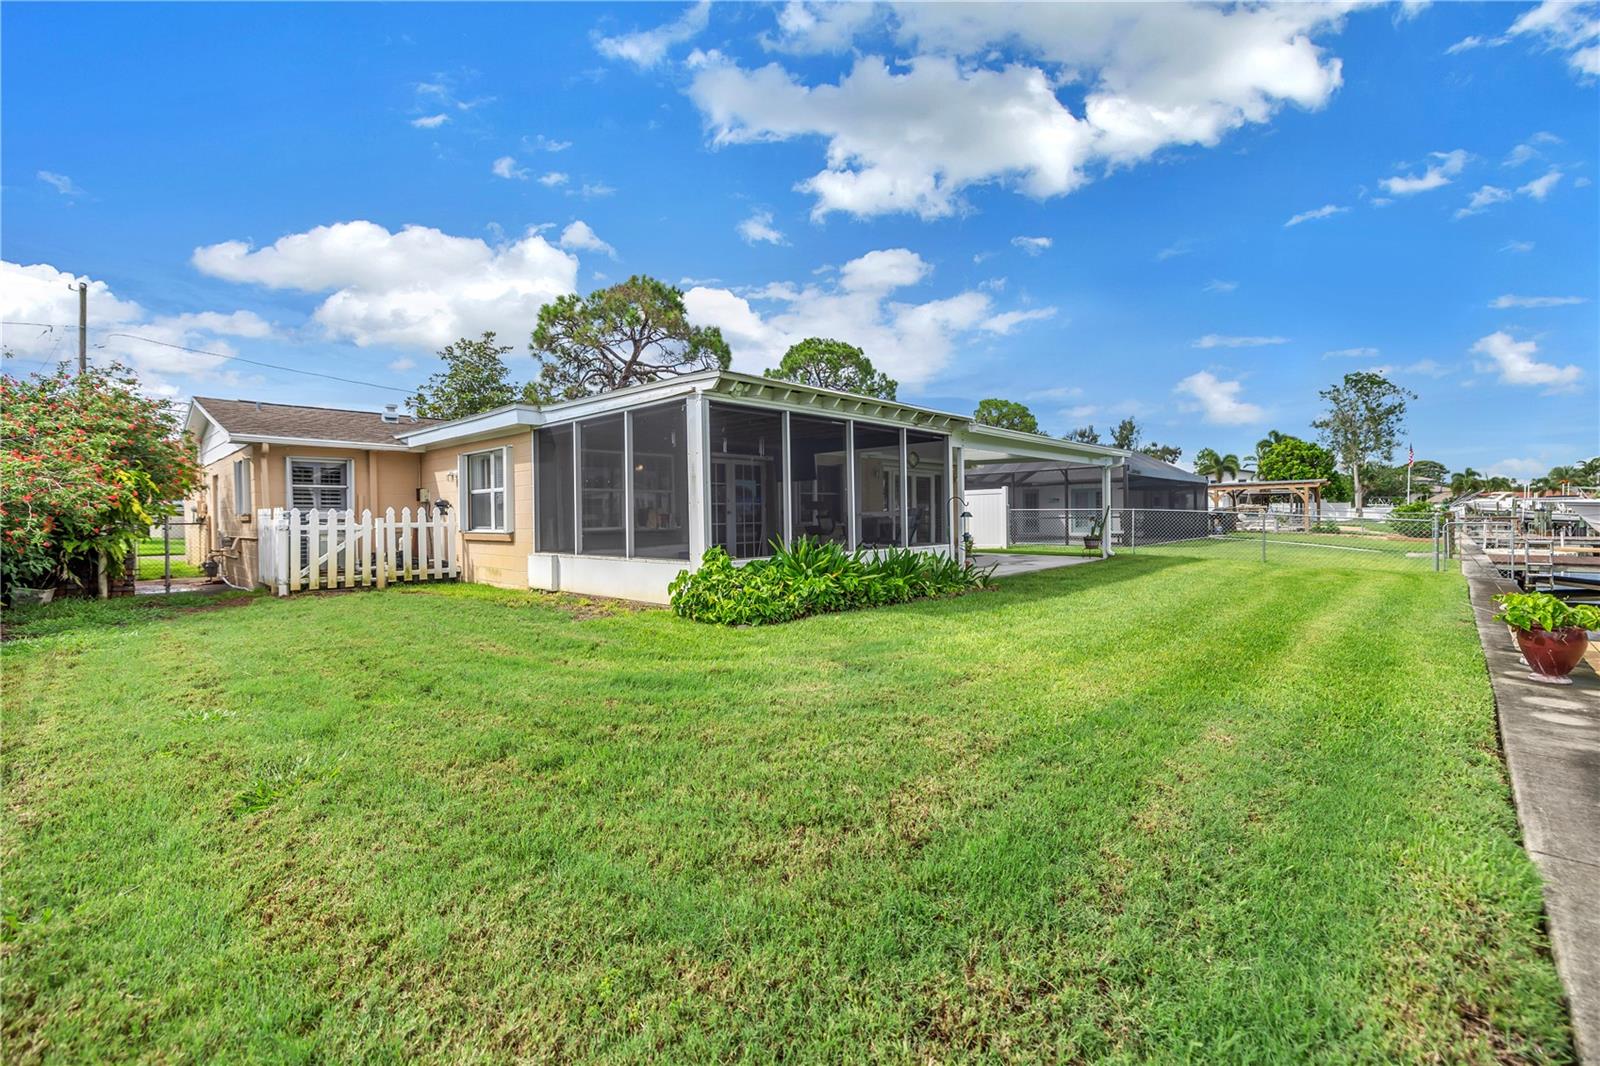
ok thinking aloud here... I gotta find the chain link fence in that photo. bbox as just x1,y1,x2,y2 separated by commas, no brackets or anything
1004,508,1452,573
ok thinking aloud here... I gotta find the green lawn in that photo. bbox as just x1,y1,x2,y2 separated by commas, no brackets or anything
978,544,1101,557
0,557,1570,1062
135,537,202,579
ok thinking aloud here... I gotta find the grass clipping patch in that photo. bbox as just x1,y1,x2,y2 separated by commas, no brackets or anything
668,537,993,625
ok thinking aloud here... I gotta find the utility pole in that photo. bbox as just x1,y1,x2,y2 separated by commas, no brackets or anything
74,281,87,374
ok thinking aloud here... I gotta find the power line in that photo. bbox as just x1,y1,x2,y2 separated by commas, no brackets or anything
104,334,412,395
0,322,412,395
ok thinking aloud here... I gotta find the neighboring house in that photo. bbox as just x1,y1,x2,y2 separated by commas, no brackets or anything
961,453,1207,548
185,371,1129,602
965,453,1207,512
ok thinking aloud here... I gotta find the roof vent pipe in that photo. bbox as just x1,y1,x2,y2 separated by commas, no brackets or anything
382,403,400,424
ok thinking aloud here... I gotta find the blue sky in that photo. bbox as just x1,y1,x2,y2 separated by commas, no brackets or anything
3,1,1596,478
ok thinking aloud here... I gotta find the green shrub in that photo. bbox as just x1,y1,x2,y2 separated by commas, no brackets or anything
668,536,993,625
1310,520,1342,534
1386,501,1438,539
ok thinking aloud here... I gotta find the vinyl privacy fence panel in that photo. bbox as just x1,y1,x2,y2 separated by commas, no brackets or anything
259,507,457,595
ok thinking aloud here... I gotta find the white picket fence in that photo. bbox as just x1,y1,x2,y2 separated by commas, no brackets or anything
258,507,458,596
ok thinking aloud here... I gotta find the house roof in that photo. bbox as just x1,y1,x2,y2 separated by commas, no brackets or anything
190,397,437,448
966,453,1205,484
395,370,1127,466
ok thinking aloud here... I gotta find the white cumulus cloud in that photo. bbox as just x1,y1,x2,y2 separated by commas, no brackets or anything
1470,330,1583,391
1490,294,1587,308
192,220,579,351
1175,371,1264,425
537,171,569,187
684,3,1349,219
410,113,450,129
1284,203,1346,227
37,170,85,196
1506,0,1600,78
1519,168,1563,200
682,247,1051,384
0,260,270,392
1379,149,1468,195
1455,184,1512,218
557,220,615,258
491,156,529,180
1011,236,1052,255
595,0,711,68
737,210,786,245
1192,334,1289,349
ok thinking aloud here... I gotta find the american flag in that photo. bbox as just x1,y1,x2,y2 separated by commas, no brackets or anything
1407,444,1414,467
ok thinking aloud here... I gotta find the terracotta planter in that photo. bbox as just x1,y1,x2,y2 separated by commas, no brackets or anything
1513,625,1589,683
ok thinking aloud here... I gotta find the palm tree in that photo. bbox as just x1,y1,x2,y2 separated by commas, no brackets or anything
1532,465,1581,495
1247,430,1288,468
1449,468,1483,497
1193,448,1241,483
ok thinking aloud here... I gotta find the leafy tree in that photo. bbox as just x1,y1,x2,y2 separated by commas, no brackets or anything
762,338,897,400
1357,464,1413,502
1192,448,1241,483
1064,425,1101,444
972,398,1040,434
1140,442,1182,464
1256,437,1335,482
1110,417,1141,451
1311,372,1415,515
1,364,197,593
530,275,731,401
407,332,532,420
1409,459,1449,484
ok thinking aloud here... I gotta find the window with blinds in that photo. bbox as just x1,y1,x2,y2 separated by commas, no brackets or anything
289,460,350,511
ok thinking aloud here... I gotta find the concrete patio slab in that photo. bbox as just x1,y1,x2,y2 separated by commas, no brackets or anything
1463,551,1600,1062
972,553,1104,578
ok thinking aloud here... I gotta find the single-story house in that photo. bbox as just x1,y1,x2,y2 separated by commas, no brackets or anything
961,453,1207,547
185,371,1129,602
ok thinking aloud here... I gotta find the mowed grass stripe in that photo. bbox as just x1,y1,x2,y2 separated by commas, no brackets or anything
0,558,1573,1063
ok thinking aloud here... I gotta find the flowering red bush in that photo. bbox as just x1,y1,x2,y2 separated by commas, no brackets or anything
1,364,197,592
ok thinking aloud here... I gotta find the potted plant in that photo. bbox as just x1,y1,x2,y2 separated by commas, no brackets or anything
1084,509,1107,552
1493,592,1600,685
5,544,60,606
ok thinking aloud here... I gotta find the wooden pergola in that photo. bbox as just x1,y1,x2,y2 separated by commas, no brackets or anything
1207,479,1328,531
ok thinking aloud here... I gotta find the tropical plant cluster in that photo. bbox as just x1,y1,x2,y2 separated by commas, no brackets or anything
1,365,197,594
1493,592,1600,634
668,537,991,625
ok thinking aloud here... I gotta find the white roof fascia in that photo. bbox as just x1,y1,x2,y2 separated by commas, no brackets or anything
955,423,1126,467
394,407,543,449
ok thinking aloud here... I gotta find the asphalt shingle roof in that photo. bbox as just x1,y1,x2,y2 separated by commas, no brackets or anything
193,397,436,446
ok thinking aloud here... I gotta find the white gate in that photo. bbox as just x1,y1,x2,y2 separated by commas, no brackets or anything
259,507,458,596
965,487,1010,548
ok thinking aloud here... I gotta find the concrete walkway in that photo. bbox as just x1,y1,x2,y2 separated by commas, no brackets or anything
971,552,1103,578
1463,551,1600,1061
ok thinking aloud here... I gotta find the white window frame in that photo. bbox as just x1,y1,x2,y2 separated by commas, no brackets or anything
233,457,252,516
285,457,352,512
460,445,512,533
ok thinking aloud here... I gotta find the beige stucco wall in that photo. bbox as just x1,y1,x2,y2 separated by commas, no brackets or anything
419,432,534,590
187,443,428,588
186,444,259,587
251,445,423,517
